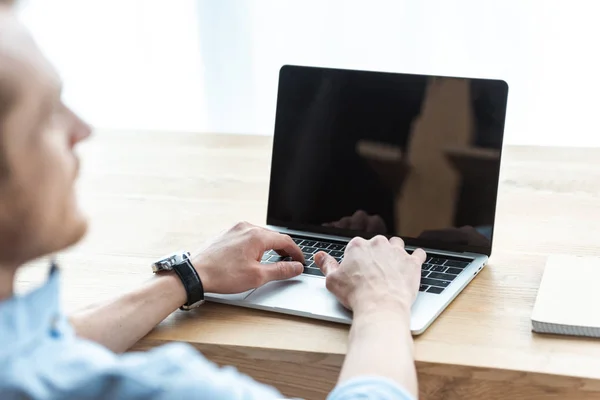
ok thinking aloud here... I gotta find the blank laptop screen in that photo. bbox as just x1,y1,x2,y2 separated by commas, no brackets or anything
267,65,508,255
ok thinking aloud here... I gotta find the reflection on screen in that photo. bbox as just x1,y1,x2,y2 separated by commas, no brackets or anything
267,65,508,253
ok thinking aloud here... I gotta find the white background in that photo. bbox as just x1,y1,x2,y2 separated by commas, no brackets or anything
16,0,600,146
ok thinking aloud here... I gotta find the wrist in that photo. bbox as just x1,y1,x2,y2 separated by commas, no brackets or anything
350,305,413,341
190,253,214,294
350,294,412,321
152,271,188,310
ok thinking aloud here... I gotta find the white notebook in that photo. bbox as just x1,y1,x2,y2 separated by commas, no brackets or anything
532,255,600,337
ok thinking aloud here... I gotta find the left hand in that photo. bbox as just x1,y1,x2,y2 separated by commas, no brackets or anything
314,235,426,312
191,222,305,294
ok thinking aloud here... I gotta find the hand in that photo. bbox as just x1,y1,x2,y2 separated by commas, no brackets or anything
191,222,305,294
314,236,426,314
323,210,387,233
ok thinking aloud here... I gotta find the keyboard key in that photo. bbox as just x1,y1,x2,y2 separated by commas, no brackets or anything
419,285,429,292
432,265,447,273
427,286,444,294
314,241,330,249
304,261,314,267
421,270,430,278
303,246,318,254
334,257,343,262
302,252,314,261
282,256,293,262
302,240,316,247
423,264,433,271
429,257,445,265
428,272,456,281
267,250,279,256
268,255,284,262
328,244,345,251
446,267,462,275
329,250,344,258
445,260,470,268
421,277,451,288
293,238,304,245
261,253,270,261
303,266,324,277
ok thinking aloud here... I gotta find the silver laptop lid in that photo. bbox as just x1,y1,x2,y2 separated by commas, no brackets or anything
267,65,508,256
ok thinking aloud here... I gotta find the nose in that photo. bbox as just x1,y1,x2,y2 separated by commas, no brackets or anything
68,108,92,147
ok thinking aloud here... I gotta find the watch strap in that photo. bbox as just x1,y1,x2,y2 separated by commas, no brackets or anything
171,254,205,310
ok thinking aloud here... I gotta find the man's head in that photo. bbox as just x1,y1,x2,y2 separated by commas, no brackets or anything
0,4,91,267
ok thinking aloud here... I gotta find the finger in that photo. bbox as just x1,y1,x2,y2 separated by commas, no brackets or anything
370,235,388,245
314,251,339,276
262,261,304,283
262,231,304,263
346,236,365,250
350,210,368,230
412,248,427,264
389,236,405,249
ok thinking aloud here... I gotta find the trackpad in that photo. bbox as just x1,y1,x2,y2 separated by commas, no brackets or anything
245,275,352,323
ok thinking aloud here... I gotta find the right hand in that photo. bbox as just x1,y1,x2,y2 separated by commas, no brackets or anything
314,236,426,314
191,222,304,294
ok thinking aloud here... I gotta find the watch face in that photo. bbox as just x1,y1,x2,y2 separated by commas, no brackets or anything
152,251,190,273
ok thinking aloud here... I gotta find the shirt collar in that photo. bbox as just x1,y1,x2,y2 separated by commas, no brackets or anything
0,263,68,349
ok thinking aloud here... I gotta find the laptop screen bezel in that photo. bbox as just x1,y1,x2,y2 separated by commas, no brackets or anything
266,64,508,257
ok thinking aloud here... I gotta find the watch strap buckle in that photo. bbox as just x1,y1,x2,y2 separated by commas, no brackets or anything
180,299,205,310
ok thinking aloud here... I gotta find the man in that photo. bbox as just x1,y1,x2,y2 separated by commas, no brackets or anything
0,2,426,399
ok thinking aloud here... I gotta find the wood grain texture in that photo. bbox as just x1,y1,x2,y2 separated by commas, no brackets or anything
15,130,600,399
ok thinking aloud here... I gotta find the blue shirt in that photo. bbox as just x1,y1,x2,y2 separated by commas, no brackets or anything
0,268,414,400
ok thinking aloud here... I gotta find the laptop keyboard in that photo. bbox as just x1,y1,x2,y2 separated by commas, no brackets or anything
261,237,342,277
420,257,470,294
260,237,472,295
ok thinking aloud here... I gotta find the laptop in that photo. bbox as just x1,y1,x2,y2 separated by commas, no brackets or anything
207,65,509,334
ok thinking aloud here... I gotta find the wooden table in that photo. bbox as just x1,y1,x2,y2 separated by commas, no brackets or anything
16,130,600,399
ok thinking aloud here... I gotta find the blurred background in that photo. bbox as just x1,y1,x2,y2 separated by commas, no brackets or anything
16,0,599,147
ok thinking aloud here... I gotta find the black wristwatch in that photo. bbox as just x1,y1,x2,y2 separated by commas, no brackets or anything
151,251,205,310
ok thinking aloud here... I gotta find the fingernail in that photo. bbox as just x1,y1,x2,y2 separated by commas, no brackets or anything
294,262,303,273
314,252,323,263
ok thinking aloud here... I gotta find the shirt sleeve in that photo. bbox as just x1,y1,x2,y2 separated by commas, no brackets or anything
21,339,284,400
326,376,415,400
115,342,285,400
